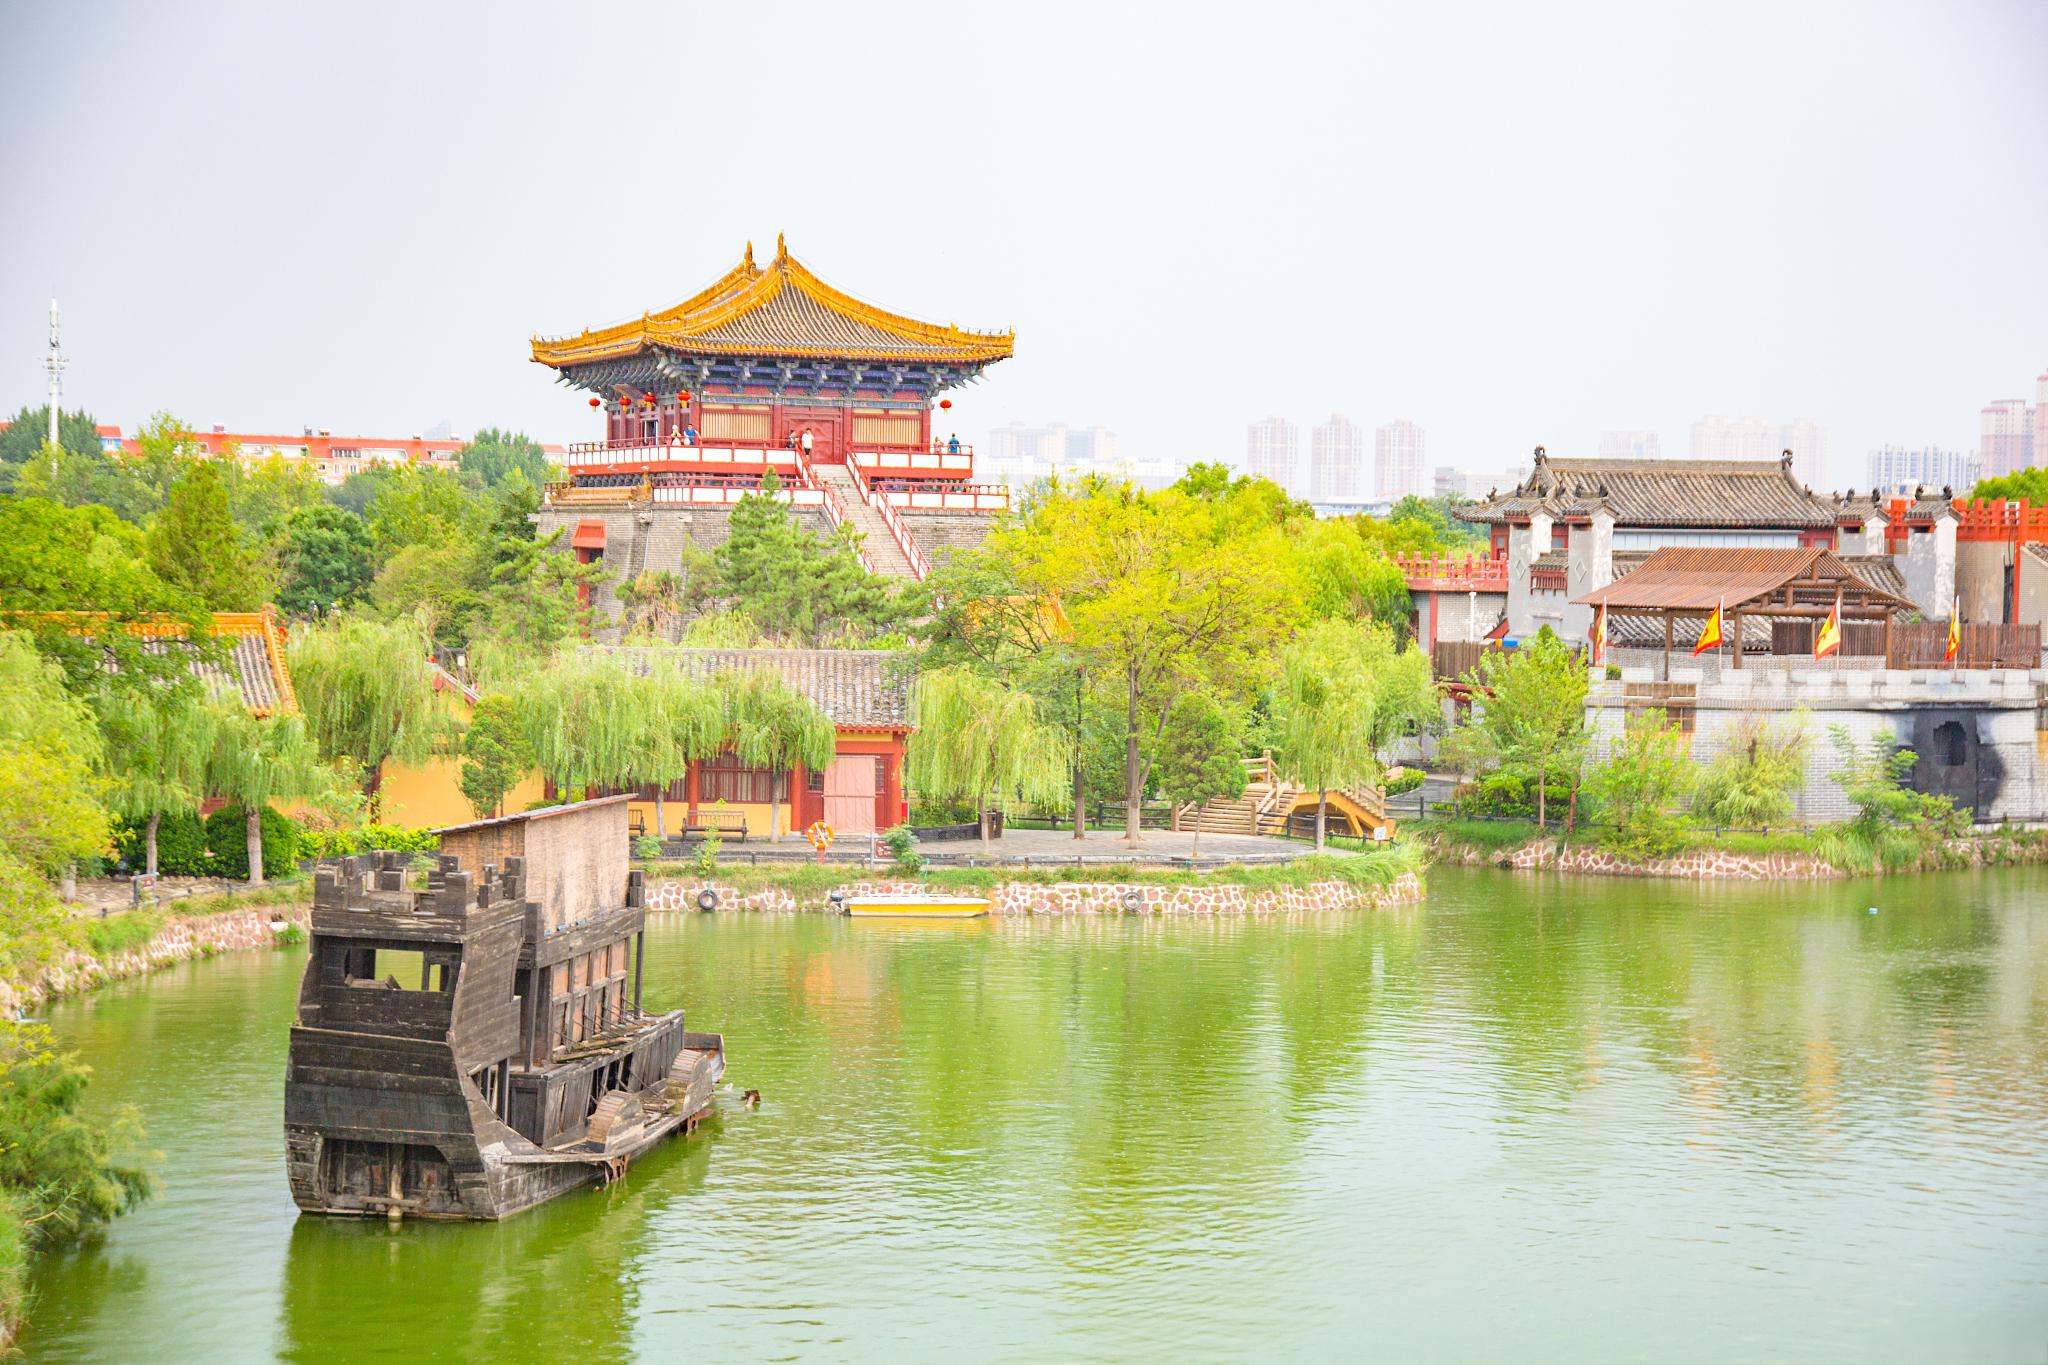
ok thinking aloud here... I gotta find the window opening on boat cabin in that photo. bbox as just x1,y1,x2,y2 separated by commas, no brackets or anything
340,946,456,992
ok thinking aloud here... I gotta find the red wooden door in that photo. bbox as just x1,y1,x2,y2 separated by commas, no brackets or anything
823,755,879,834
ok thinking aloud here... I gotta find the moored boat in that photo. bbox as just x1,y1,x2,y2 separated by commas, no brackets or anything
284,797,726,1221
841,892,991,919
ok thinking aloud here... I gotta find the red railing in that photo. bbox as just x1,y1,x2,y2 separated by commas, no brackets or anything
1885,497,2048,552
873,479,1011,513
789,443,875,574
1393,551,1509,591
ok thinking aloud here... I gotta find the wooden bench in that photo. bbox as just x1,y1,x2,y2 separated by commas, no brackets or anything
680,810,749,843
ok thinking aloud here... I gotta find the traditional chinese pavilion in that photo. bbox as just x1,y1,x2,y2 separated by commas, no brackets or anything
531,236,1014,585
533,233,1010,471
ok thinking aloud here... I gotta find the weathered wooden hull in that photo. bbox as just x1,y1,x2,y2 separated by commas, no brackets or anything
285,1024,725,1222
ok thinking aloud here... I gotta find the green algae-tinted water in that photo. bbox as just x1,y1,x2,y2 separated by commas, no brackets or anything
19,867,2048,1363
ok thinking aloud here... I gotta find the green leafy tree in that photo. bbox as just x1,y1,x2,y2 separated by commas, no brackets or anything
1152,694,1247,858
634,663,725,838
0,405,104,469
1586,708,1696,858
274,504,376,617
987,479,1302,844
1694,712,1811,829
0,497,212,701
202,704,329,886
457,428,555,490
727,666,838,841
0,1020,156,1325
906,665,1071,852
1297,519,1417,632
1461,627,1589,830
1969,468,2048,503
288,614,448,804
458,693,534,820
146,458,265,609
230,453,325,539
94,684,216,878
1271,620,1391,850
0,631,111,928
712,471,901,645
1828,726,1965,837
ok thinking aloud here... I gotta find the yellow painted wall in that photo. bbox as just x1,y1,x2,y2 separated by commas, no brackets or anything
379,754,547,830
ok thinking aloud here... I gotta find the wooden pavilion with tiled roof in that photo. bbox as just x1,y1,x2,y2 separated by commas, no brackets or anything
1574,546,1916,674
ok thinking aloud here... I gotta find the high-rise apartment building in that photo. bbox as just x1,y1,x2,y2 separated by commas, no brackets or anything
1980,400,2035,481
1375,420,1425,499
1597,430,1662,459
1866,445,1976,494
1433,467,1469,499
1245,416,1299,493
1690,416,1828,480
1309,414,1366,503
984,420,1119,488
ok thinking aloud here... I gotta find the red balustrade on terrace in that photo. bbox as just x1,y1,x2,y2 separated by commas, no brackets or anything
1393,551,1509,591
1884,497,2048,553
873,480,1010,512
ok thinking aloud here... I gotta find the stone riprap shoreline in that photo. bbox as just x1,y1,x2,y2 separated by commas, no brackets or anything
1436,830,2048,880
647,872,1424,916
1,902,310,1013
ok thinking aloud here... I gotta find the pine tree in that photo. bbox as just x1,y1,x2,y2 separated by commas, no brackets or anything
146,459,262,610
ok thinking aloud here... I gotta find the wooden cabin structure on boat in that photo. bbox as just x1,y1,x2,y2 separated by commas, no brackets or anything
284,797,723,1221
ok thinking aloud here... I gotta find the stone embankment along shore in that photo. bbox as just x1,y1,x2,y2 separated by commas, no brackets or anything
1438,832,2048,880
646,872,1425,915
0,903,311,1014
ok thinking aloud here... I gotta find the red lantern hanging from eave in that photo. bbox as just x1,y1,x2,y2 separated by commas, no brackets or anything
588,397,601,408
939,398,953,410
677,390,691,403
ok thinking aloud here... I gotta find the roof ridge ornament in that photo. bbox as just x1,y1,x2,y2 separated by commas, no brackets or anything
1780,448,1794,473
744,240,755,269
776,232,788,261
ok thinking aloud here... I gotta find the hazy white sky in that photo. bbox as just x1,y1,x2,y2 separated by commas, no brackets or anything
3,1,2044,489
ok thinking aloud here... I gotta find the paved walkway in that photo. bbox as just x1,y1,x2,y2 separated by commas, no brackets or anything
917,826,1322,865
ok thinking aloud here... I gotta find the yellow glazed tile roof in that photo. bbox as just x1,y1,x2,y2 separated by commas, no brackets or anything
532,236,1014,369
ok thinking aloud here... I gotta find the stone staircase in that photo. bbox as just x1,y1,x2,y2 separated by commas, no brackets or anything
811,463,920,579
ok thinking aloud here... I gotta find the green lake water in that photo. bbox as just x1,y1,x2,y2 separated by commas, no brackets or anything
18,867,2048,1363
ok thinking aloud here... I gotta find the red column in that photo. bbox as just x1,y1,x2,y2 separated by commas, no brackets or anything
685,760,700,818
883,734,905,827
790,760,806,836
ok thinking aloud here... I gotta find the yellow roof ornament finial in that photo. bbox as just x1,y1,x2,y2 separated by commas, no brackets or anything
744,240,755,269
776,231,787,260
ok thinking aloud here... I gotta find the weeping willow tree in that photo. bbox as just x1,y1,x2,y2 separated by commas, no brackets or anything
1271,619,1386,851
513,650,649,797
94,682,216,877
288,613,448,806
906,666,1071,852
635,660,726,838
725,667,836,841
203,703,332,886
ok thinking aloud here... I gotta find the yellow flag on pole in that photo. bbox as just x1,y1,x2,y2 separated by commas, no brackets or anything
1592,602,1608,664
1945,596,1960,662
1814,591,1842,659
1693,597,1724,656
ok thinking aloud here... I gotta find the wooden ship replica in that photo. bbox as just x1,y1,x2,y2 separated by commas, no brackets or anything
284,797,723,1220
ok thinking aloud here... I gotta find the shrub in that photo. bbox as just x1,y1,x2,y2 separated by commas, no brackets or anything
692,826,722,878
1694,712,1810,830
633,834,662,860
297,823,439,862
1457,772,1569,820
1585,708,1695,859
112,808,215,877
1383,767,1425,796
202,805,301,880
0,1022,155,1327
882,824,924,875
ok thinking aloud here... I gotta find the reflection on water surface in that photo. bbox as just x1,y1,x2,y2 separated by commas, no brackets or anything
21,867,2048,1363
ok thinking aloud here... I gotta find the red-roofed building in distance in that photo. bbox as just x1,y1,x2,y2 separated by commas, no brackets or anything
2,420,566,485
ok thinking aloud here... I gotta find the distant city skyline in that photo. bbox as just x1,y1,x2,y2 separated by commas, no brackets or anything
1375,420,1426,499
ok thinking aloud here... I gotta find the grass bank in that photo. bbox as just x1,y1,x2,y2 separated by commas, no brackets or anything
1416,816,2048,877
644,842,1425,899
